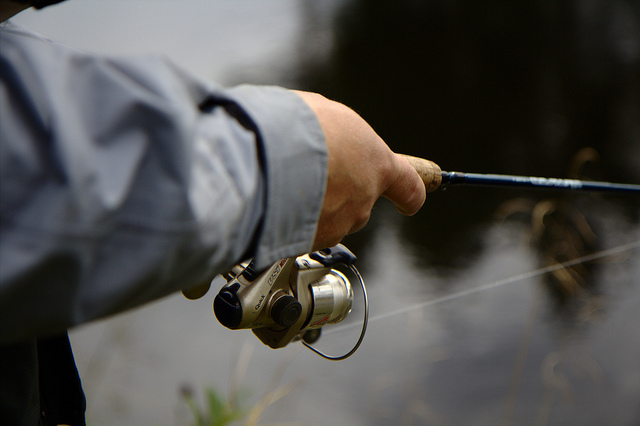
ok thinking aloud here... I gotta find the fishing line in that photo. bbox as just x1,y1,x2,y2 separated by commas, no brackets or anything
325,240,640,336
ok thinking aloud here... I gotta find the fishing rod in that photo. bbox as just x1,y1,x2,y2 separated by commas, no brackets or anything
191,155,637,362
400,155,640,195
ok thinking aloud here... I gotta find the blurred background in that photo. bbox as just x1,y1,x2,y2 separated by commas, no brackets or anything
13,0,640,424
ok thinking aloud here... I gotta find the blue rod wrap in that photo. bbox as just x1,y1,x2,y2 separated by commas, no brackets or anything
441,171,640,194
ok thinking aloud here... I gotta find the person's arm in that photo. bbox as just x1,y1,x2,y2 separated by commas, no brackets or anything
0,22,320,341
0,22,424,342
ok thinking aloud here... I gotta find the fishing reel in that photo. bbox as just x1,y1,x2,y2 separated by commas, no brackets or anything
211,245,368,360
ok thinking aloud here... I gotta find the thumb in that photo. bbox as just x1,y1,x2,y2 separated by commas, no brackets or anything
383,154,427,216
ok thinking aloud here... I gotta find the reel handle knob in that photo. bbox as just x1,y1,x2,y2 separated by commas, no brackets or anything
214,289,243,329
399,154,442,193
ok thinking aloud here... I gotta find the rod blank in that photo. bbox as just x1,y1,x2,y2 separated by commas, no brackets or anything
441,171,640,194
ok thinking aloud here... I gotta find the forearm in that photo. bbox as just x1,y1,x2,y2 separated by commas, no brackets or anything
0,22,327,341
0,20,427,343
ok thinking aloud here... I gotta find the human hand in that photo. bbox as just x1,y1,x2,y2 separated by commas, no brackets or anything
294,91,427,250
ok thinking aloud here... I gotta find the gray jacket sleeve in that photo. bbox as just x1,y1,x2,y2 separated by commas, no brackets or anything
0,22,327,342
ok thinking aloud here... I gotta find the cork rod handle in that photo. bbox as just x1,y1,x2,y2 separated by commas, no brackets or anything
399,154,443,193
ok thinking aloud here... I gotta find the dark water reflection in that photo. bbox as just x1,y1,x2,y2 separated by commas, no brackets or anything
290,1,640,424
301,0,639,268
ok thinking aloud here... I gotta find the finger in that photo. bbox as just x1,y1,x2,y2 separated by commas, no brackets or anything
182,281,212,300
383,154,427,216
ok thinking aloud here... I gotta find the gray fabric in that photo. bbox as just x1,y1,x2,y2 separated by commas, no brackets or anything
0,21,327,342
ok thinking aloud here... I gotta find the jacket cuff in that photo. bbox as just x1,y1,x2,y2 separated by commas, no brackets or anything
225,85,327,269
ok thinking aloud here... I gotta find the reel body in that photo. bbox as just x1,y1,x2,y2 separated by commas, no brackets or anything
213,245,365,357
